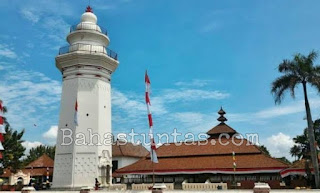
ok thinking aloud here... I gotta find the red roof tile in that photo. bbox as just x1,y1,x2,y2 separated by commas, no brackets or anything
207,123,237,136
22,168,53,176
154,138,261,158
0,169,12,178
25,154,54,168
112,141,149,158
116,153,289,174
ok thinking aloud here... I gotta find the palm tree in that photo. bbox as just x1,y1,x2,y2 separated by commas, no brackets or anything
0,99,26,175
290,145,302,161
271,50,320,188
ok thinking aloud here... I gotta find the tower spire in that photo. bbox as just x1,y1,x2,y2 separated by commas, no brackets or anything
217,107,227,123
86,5,93,13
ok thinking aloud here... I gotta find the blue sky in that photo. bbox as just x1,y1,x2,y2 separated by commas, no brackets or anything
1,0,320,160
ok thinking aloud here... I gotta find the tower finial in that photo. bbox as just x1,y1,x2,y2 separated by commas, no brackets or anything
86,5,93,13
217,107,227,123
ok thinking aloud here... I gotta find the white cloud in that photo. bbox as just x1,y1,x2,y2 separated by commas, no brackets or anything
200,21,220,33
112,89,146,115
0,44,17,59
111,83,229,134
43,125,58,144
22,141,43,155
20,8,40,24
265,132,294,160
19,1,74,20
174,79,212,87
255,102,305,119
162,89,230,102
173,112,205,124
228,98,320,123
19,3,70,50
112,86,228,121
40,17,70,48
0,65,61,131
170,112,214,133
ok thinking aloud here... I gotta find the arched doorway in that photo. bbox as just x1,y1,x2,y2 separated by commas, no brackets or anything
16,177,24,190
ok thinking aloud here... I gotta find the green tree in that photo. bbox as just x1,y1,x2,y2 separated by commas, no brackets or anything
271,51,320,188
276,157,291,165
23,145,55,166
290,145,302,161
290,122,320,160
0,100,26,174
259,145,271,156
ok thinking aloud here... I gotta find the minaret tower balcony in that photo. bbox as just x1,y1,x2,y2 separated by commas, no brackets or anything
56,6,118,81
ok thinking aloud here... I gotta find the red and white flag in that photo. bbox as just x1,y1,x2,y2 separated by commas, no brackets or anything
74,99,78,126
145,71,158,163
0,100,4,116
0,100,4,159
0,142,4,151
0,134,4,142
0,100,3,114
0,116,5,134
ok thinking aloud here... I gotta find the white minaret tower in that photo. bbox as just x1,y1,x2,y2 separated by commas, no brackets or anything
52,6,119,188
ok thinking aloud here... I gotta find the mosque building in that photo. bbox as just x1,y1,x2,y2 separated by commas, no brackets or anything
114,108,290,189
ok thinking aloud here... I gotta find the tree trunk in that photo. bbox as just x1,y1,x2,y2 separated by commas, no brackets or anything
302,82,320,188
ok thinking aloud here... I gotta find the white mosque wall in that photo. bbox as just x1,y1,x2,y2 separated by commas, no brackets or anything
113,157,141,170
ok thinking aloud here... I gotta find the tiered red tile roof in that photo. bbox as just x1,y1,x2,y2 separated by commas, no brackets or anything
207,123,237,137
115,108,289,175
24,154,54,176
25,154,54,169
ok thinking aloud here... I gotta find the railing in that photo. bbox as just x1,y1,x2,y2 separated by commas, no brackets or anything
58,43,118,60
70,23,108,36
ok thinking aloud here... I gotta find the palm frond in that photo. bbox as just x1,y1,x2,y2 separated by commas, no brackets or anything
278,59,296,73
271,74,301,104
307,50,318,65
309,75,320,92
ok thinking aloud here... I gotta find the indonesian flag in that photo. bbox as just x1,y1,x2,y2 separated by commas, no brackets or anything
0,142,4,151
151,138,158,163
0,134,3,142
232,151,236,161
74,100,78,126
0,116,5,134
0,125,5,134
232,151,236,171
145,71,158,163
0,100,3,113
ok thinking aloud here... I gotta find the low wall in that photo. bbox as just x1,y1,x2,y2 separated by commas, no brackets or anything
0,190,320,193
108,184,127,191
1,190,320,193
182,182,227,190
131,183,174,190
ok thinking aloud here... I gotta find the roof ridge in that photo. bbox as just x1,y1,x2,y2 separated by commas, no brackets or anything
207,122,237,136
26,154,54,168
255,148,290,166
